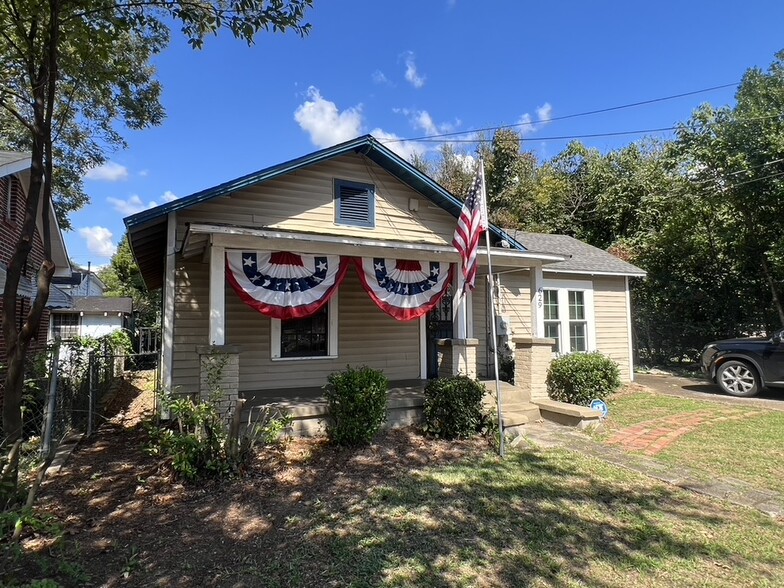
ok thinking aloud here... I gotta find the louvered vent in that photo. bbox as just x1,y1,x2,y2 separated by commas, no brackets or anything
335,180,374,227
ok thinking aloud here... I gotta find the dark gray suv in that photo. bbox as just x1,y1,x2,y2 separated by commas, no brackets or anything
700,330,784,397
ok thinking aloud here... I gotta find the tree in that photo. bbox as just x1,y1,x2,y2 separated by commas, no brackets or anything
0,0,313,443
99,234,161,328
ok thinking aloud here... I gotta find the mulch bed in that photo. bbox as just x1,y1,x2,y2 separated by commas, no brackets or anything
2,378,491,587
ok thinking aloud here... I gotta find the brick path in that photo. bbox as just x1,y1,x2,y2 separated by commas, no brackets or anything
606,409,761,456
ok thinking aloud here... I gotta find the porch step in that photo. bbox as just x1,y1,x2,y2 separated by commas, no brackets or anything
499,402,541,428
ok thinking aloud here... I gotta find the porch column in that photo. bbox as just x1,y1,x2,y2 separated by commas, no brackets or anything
209,242,225,345
512,335,555,401
437,338,479,378
529,263,544,338
452,259,468,340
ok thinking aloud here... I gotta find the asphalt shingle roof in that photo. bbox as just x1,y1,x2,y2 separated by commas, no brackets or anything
65,297,133,314
505,231,646,277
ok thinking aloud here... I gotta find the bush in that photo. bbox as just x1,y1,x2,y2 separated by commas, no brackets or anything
422,376,487,439
324,365,389,446
546,352,621,406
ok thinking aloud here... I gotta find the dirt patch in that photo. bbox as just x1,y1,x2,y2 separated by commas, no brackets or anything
2,378,491,587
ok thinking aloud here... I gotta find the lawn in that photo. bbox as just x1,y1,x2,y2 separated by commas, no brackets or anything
4,419,784,587
603,389,784,493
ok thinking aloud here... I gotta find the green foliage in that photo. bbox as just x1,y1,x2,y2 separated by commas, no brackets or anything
147,394,291,481
546,352,621,406
422,376,487,439
98,235,162,328
324,366,389,446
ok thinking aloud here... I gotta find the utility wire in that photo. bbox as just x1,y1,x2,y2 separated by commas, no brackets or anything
692,158,784,186
381,82,740,144
413,126,679,143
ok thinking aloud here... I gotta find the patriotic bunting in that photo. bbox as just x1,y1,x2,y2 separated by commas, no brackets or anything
225,250,348,320
353,257,453,321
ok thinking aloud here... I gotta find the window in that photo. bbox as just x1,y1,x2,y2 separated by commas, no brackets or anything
271,295,338,360
4,176,13,221
280,307,328,358
541,281,594,355
51,313,80,339
543,289,560,350
334,179,374,228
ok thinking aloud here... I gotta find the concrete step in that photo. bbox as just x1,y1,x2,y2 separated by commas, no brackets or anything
499,402,541,427
480,380,533,405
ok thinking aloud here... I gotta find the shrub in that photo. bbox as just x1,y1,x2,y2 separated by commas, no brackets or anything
422,376,487,439
324,365,389,446
546,352,621,406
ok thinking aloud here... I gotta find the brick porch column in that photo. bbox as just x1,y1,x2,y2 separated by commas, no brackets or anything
196,344,240,418
512,336,555,401
437,338,479,378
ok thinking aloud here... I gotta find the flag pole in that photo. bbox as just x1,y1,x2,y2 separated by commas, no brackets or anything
479,160,505,458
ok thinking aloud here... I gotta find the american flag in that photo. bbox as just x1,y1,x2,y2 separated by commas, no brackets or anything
452,165,488,291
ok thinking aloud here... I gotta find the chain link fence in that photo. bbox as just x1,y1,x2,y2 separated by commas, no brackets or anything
2,343,159,476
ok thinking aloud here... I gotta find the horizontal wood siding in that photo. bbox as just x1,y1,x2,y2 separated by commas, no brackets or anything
171,258,209,393
175,153,458,246
592,275,632,381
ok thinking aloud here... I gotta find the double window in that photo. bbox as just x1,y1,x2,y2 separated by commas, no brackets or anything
541,281,594,354
270,295,338,360
51,313,80,340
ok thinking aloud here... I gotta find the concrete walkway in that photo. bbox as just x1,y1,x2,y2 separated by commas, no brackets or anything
520,420,784,518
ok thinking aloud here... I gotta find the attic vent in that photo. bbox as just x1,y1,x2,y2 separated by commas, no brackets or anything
335,179,374,228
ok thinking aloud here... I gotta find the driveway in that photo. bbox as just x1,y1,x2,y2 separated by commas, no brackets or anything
635,372,784,411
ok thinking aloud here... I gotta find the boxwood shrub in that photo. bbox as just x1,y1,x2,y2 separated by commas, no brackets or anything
324,365,389,446
546,351,621,406
422,376,486,439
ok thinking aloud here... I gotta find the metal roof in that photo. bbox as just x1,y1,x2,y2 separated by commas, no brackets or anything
505,231,647,277
125,135,527,290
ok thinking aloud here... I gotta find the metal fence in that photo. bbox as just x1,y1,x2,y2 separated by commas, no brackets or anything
2,344,159,469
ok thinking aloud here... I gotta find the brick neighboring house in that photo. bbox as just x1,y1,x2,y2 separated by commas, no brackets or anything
0,151,72,405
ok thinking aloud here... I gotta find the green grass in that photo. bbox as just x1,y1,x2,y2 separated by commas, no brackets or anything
251,447,784,588
604,391,784,493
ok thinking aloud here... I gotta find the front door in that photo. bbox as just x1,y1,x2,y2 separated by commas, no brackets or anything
426,285,453,378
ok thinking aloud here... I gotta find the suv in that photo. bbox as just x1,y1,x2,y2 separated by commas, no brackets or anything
700,330,784,397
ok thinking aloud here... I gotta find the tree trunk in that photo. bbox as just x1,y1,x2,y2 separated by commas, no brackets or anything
761,256,784,328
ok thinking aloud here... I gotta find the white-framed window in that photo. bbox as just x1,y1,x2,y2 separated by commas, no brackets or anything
542,279,595,355
51,313,80,340
270,294,338,360
4,176,13,221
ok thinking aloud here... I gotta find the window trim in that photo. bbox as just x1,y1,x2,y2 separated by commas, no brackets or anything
334,178,375,228
50,312,81,340
270,294,338,361
542,279,596,355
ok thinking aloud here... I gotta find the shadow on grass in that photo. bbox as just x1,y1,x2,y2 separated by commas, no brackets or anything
5,427,783,587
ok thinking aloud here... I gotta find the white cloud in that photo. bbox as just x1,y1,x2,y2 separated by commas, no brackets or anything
107,194,153,216
78,226,117,258
518,102,554,136
372,70,392,86
160,190,178,203
369,128,425,161
85,161,129,182
138,169,149,177
294,86,363,148
403,52,426,89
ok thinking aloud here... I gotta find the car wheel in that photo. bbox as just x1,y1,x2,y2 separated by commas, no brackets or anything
716,360,760,397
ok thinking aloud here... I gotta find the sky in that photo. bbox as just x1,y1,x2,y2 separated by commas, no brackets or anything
66,0,784,268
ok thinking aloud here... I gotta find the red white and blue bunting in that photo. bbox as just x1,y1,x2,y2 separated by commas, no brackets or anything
225,251,348,320
353,257,453,321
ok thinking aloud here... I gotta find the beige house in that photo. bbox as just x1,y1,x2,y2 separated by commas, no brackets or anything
125,135,645,431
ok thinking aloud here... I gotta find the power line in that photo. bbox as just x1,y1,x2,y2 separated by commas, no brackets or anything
381,82,740,144
415,126,679,143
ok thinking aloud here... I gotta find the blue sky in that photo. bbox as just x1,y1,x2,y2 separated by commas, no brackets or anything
67,0,784,268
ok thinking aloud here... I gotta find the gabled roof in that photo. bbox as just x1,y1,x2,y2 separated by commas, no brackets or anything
0,150,31,177
125,135,527,289
507,231,646,277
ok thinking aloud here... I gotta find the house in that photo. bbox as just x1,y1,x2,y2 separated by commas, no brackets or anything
49,296,133,341
124,135,645,431
0,151,72,366
53,269,107,297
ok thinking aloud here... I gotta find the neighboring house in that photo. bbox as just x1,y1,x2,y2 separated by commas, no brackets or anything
53,269,106,297
49,296,133,340
124,135,645,420
0,151,72,365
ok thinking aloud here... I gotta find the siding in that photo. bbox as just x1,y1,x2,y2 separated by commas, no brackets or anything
593,275,632,382
171,257,421,393
175,153,458,247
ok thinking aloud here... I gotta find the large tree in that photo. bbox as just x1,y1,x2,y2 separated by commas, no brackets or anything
0,0,313,443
